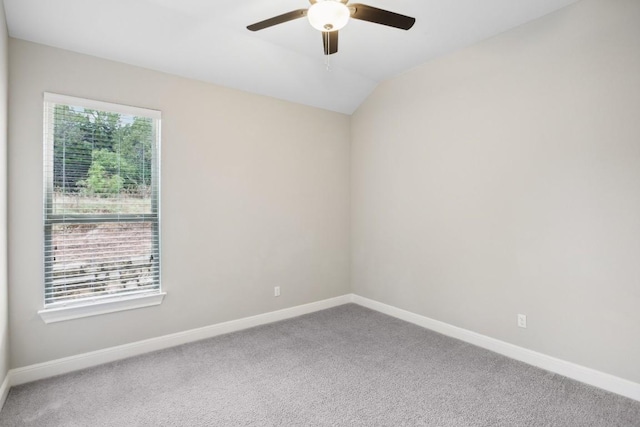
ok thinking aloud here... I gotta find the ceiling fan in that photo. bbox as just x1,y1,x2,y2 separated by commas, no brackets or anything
247,0,416,56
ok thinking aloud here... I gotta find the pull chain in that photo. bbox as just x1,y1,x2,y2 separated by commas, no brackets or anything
325,32,331,71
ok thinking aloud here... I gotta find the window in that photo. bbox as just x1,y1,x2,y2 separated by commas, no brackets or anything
40,93,163,323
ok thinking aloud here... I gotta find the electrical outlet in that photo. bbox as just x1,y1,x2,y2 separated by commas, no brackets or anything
274,286,281,297
517,314,527,328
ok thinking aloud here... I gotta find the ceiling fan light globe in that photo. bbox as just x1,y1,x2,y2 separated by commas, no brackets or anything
307,1,350,32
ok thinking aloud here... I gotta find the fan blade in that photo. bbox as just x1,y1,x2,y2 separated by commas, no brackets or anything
322,31,339,55
350,4,415,30
247,9,307,31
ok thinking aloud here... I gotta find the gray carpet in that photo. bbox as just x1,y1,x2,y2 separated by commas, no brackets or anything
1,304,639,426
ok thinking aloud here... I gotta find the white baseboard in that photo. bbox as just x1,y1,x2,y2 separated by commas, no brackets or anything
0,373,9,410
352,294,640,402
5,293,639,404
8,294,352,387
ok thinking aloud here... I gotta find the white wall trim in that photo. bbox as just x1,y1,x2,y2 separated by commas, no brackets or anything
9,294,351,387
6,294,639,404
352,294,640,402
0,373,10,411
44,92,161,119
38,292,167,324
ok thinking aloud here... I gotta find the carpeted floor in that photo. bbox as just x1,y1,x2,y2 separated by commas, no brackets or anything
1,304,639,426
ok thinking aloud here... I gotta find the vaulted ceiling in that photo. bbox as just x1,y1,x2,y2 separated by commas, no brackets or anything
3,0,577,114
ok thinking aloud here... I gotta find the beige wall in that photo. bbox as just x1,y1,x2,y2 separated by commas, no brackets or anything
351,0,640,383
8,39,351,367
0,2,8,382
6,0,640,388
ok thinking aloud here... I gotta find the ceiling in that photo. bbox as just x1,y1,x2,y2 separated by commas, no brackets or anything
3,0,577,114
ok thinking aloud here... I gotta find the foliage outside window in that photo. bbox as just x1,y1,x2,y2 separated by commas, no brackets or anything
43,93,161,309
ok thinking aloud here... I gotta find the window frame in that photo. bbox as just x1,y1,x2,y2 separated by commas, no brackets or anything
39,93,165,323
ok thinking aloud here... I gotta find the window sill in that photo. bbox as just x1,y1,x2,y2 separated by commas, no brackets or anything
38,292,166,324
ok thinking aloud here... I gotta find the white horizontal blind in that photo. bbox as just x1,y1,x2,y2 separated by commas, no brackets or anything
43,93,161,307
